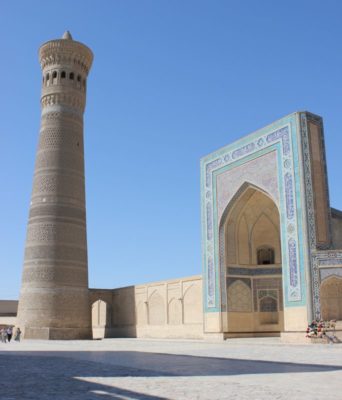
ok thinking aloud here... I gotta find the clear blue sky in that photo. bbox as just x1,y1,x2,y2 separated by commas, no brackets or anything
1,1,341,299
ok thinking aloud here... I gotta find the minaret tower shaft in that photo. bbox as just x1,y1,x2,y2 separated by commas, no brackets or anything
17,32,93,339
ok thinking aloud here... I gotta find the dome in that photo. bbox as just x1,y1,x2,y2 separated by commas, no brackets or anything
62,31,73,40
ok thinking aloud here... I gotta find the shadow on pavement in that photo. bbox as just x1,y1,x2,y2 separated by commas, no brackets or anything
1,351,341,399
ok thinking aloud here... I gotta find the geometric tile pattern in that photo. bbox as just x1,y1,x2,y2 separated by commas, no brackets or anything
227,267,282,276
299,113,334,320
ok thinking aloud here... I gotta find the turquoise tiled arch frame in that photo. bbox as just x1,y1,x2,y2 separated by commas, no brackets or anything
201,113,310,314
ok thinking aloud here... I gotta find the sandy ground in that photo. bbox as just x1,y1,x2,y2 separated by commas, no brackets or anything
0,337,342,399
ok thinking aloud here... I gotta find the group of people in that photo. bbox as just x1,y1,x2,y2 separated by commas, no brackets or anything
0,326,21,343
306,319,337,341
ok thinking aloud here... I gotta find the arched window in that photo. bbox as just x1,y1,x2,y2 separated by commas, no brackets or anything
46,73,50,81
257,246,275,265
77,75,81,82
61,71,66,79
52,71,57,84
69,72,74,80
259,296,278,312
259,295,279,324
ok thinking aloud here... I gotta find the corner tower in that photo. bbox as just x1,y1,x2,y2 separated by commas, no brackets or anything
17,32,93,339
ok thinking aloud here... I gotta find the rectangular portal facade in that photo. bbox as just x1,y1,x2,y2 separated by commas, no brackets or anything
201,111,342,339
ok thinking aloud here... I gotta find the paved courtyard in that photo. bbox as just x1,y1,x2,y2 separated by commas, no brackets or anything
1,338,342,399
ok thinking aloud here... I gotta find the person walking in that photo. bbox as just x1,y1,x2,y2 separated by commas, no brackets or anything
6,326,13,342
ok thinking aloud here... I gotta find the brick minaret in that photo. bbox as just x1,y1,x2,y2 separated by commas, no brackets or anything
17,32,93,339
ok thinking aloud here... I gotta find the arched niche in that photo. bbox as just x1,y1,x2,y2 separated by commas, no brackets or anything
168,298,182,325
183,284,202,324
91,299,111,339
320,276,342,320
227,279,252,312
221,184,281,267
91,299,111,327
136,301,148,326
148,291,165,325
220,183,284,334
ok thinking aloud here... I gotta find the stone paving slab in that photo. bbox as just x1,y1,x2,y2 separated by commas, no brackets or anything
1,338,342,399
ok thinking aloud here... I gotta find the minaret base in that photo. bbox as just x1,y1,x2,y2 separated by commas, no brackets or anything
23,327,92,340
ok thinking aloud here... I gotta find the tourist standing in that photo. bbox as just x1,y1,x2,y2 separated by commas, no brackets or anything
0,328,6,343
14,327,21,342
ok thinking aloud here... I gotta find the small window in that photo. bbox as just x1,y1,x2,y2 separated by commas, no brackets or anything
46,73,50,81
61,71,66,79
69,72,74,80
77,75,81,82
257,247,275,265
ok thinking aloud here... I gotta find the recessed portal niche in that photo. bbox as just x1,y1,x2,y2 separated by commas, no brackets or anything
220,185,284,333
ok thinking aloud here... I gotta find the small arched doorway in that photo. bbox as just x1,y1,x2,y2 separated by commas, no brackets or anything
220,184,284,335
